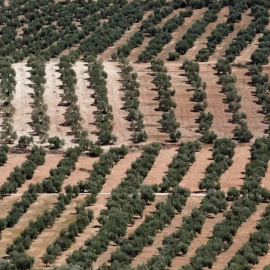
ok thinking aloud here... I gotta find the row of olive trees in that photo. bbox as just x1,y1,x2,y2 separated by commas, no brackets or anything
108,141,201,270
226,204,270,269
249,29,270,134
170,2,222,60
118,57,148,143
27,56,50,142
0,59,17,144
42,145,128,266
182,137,270,270
137,138,235,270
182,59,217,143
87,57,117,145
151,59,181,142
0,145,46,199
138,8,192,62
225,4,269,62
0,146,81,254
196,0,248,62
215,58,253,142
66,143,162,269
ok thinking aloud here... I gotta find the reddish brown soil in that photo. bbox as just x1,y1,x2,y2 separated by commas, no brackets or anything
180,145,212,192
73,61,98,142
199,62,235,137
28,195,85,268
131,196,202,268
17,154,63,193
166,63,200,140
232,66,268,138
101,151,141,192
0,194,58,258
211,203,268,270
103,61,131,145
184,7,229,61
134,62,169,142
158,8,206,60
143,148,177,185
62,155,99,190
0,153,27,187
210,10,252,60
170,210,226,269
219,144,251,193
234,33,263,65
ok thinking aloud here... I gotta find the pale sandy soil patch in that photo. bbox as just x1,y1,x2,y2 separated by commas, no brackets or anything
12,62,35,141
73,61,98,142
44,60,74,148
103,61,131,144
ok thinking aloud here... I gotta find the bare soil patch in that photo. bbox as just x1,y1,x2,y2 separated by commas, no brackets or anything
133,62,169,142
166,63,200,140
220,144,251,193
103,61,131,145
199,62,235,137
44,60,75,148
143,148,177,185
180,145,212,192
62,155,99,191
12,63,35,141
73,61,98,142
232,66,268,138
